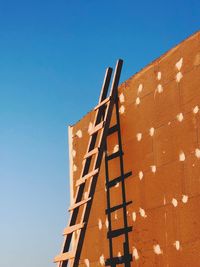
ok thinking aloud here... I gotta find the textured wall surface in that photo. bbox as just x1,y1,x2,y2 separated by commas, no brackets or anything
68,31,200,266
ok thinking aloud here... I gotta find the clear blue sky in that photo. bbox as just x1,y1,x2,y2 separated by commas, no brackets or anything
0,0,199,266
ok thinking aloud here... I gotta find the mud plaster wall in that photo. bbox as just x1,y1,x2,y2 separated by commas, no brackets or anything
68,31,200,266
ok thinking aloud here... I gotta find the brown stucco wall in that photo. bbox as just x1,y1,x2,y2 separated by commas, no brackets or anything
68,31,200,266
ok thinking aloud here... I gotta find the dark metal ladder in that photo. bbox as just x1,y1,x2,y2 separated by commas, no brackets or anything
54,59,123,267
104,86,133,266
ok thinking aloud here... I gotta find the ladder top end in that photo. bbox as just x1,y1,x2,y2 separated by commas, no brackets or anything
117,58,123,64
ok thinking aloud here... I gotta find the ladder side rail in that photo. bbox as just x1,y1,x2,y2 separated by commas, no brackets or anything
109,59,123,102
60,93,113,265
58,66,113,267
99,67,113,103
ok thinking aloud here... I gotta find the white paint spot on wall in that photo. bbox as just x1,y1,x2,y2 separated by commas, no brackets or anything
119,93,125,103
137,84,143,94
194,53,200,66
136,133,142,141
73,164,77,172
88,122,93,133
113,144,119,153
182,195,188,203
174,240,180,251
114,211,118,220
99,254,105,266
179,151,185,161
72,149,76,158
139,207,147,218
135,97,141,105
119,105,125,114
139,171,143,180
157,71,162,80
149,127,155,136
176,58,183,71
195,148,200,159
105,218,109,229
176,72,183,82
176,113,184,122
132,212,137,222
163,196,166,205
193,105,199,114
84,259,90,267
132,247,139,260
150,165,156,173
115,182,119,188
98,219,102,230
153,244,163,255
117,252,122,257
76,130,82,138
172,198,178,207
157,84,163,93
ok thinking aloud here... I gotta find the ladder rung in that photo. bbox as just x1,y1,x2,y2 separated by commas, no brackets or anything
105,201,132,214
107,226,132,239
54,251,75,262
107,124,119,136
106,171,132,188
84,147,99,159
106,150,123,161
68,197,91,211
94,96,111,110
89,121,104,135
76,168,99,187
105,254,132,265
63,222,85,235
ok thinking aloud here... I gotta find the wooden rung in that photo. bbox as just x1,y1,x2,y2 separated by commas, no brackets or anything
89,121,104,135
68,197,91,211
76,168,99,187
54,251,75,262
94,96,111,110
84,147,99,159
63,222,85,235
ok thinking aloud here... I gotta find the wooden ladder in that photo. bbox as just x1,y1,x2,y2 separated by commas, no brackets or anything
54,59,123,267
104,85,133,266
